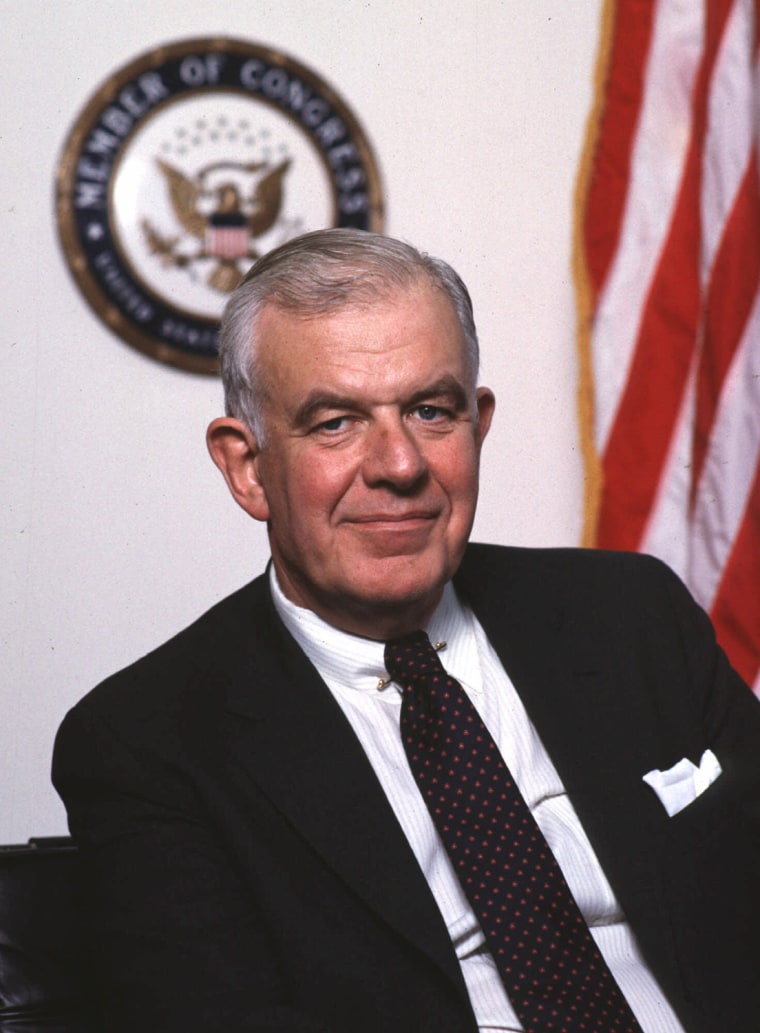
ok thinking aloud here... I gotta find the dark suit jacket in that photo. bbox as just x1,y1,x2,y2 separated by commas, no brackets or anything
53,545,760,1033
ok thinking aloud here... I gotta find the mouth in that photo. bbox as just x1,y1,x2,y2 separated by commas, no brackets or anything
348,511,438,526
342,512,440,553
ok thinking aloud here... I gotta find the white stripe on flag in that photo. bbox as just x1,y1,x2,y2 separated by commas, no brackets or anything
700,0,754,284
592,0,703,453
689,300,760,610
579,0,760,690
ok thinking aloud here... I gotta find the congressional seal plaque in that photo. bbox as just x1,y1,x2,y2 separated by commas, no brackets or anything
56,37,384,373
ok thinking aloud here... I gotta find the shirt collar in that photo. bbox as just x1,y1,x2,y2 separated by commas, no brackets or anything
269,567,483,697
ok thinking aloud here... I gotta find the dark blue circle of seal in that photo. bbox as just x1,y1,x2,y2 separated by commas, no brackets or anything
56,38,384,373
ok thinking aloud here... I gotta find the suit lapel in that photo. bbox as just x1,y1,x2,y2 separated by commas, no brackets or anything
454,547,665,898
216,579,467,995
455,547,689,991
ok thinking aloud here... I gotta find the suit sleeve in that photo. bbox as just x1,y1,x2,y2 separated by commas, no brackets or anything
653,554,760,750
636,555,760,1027
52,700,332,1033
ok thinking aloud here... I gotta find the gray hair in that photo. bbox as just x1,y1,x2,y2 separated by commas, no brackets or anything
218,228,480,441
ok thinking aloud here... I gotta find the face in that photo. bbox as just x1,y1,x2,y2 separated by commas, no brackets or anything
211,282,494,639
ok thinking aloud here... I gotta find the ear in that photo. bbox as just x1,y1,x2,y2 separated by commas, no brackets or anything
206,417,270,522
474,387,495,447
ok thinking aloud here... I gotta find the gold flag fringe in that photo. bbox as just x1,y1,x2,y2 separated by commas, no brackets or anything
572,0,617,547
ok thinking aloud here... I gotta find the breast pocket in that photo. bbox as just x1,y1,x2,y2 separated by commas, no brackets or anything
657,747,760,852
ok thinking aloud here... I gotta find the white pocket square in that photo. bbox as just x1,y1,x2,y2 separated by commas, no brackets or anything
642,749,722,817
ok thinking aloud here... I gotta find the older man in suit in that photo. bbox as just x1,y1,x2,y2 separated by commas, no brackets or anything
54,230,760,1033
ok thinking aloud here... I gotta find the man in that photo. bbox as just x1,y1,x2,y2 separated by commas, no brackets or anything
54,230,760,1033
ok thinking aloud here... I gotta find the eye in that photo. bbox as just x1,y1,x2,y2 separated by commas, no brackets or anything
314,415,349,433
414,404,449,422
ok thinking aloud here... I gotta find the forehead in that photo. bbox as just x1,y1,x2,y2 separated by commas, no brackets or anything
256,282,466,382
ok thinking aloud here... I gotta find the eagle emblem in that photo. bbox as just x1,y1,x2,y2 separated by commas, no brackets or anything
142,157,291,293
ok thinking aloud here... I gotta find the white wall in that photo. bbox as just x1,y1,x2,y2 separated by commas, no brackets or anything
2,0,602,841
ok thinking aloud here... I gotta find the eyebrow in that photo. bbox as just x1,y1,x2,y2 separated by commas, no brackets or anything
292,375,470,429
407,376,469,412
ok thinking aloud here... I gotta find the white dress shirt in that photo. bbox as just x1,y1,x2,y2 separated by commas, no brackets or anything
271,571,685,1033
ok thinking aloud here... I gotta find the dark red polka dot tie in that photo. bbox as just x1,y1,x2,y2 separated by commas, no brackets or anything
384,630,642,1033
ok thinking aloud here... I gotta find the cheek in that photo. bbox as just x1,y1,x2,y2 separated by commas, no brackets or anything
431,442,481,499
276,452,356,525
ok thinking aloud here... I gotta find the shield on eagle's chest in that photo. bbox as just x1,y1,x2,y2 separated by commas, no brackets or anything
206,212,249,260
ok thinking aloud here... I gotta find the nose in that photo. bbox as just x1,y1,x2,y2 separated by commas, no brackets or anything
361,414,428,491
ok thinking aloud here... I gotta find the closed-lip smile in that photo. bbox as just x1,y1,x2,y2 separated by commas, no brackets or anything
348,510,438,524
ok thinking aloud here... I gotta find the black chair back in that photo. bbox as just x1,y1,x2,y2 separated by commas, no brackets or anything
0,838,91,1033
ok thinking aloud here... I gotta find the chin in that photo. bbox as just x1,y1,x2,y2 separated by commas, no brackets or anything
348,555,452,613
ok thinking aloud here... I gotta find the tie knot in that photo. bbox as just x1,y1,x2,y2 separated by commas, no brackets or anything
384,630,443,685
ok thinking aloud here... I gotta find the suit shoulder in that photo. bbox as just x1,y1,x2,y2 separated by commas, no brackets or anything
64,573,272,725
463,542,673,584
459,544,688,622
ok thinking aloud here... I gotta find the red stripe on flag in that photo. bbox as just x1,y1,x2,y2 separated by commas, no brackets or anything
583,0,657,301
596,0,736,551
692,156,760,501
579,0,760,692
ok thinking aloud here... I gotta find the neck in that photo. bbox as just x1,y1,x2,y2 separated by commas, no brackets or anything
271,567,442,641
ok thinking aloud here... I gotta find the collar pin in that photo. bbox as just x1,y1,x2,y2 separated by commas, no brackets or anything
377,640,446,689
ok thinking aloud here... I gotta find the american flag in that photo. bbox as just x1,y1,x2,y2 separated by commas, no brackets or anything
577,0,760,693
